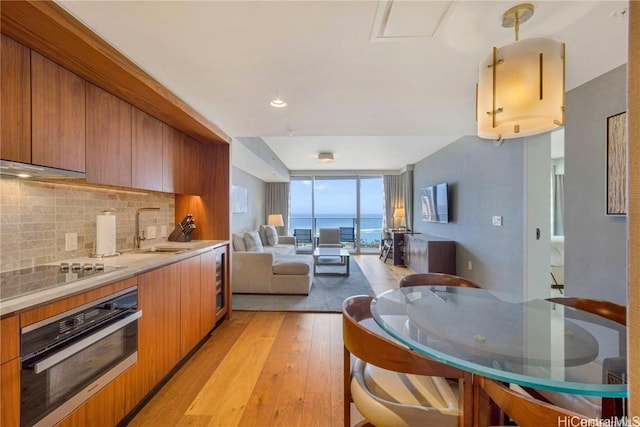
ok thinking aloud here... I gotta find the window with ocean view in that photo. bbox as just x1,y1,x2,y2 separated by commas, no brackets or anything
290,176,383,253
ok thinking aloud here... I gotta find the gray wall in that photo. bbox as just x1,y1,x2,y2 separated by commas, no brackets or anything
231,166,266,234
412,136,525,295
565,65,628,304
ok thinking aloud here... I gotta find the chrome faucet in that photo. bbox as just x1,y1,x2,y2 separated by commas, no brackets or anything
134,207,160,249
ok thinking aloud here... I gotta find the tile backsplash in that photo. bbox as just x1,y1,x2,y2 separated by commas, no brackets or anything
0,178,175,272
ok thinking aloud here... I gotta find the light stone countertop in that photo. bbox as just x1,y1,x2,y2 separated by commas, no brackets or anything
0,240,229,316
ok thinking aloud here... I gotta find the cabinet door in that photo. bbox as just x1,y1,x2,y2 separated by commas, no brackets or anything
1,34,31,163
162,124,202,195
200,250,216,334
182,135,202,196
132,108,163,191
214,245,229,321
180,256,202,356
86,83,132,187
162,124,180,193
137,263,181,395
1,315,19,364
0,315,20,426
31,51,86,172
0,359,20,427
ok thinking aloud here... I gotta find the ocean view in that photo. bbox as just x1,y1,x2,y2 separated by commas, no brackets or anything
290,215,383,247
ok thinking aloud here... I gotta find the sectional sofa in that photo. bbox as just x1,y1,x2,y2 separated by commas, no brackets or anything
231,227,314,295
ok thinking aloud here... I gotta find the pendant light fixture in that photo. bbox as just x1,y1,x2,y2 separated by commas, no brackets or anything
476,3,565,141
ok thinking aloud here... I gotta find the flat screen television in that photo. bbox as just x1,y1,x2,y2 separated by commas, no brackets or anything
421,182,449,223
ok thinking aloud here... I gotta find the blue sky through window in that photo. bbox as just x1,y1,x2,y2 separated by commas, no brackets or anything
290,177,383,216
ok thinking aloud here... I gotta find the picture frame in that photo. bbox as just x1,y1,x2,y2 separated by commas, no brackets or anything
606,111,627,215
231,185,248,213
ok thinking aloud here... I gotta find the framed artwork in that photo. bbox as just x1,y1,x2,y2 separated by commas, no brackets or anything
606,112,627,215
231,185,248,213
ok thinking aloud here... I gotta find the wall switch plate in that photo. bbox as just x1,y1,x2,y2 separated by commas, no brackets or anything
160,225,167,238
146,226,157,239
65,232,78,251
467,261,473,271
492,216,503,226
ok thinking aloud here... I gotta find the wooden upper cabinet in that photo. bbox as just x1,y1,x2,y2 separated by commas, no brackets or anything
1,34,31,163
86,83,132,187
132,108,163,191
183,135,202,196
162,124,202,195
162,124,179,193
31,51,86,172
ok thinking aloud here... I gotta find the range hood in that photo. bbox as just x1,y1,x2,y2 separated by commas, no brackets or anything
0,160,85,180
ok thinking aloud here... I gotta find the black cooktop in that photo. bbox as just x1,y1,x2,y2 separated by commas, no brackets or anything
0,264,118,301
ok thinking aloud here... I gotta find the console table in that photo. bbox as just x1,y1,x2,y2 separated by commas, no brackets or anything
404,234,456,274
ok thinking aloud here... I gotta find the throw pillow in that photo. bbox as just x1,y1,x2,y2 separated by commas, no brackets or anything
232,233,246,252
260,224,279,246
243,231,264,252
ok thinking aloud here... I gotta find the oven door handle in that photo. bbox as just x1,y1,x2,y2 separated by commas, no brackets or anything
33,310,142,374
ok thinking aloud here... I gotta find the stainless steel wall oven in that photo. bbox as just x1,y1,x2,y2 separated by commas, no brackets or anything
20,287,141,427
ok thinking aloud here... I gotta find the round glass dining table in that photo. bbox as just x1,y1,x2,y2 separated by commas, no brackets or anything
371,286,627,398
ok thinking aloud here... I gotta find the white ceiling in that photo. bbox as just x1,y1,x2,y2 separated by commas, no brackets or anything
58,0,628,180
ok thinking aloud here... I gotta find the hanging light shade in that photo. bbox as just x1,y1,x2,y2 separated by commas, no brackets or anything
476,4,565,141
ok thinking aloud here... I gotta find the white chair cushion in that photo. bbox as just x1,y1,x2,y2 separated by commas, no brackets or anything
350,358,459,427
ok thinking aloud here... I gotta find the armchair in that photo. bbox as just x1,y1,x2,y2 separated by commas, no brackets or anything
318,228,341,248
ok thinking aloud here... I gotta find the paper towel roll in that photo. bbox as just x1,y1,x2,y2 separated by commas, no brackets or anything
96,212,116,255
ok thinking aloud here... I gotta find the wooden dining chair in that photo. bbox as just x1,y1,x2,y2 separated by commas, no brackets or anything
547,297,626,326
399,272,481,288
343,295,473,427
476,377,590,427
541,297,627,419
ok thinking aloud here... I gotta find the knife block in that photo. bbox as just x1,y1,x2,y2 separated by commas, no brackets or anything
168,225,192,242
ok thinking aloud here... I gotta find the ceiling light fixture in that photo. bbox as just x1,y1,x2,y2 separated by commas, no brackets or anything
317,152,334,163
270,98,287,108
476,3,565,142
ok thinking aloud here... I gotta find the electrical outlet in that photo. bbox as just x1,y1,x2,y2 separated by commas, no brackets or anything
146,226,157,239
492,215,503,226
65,232,78,251
160,225,168,238
467,260,473,271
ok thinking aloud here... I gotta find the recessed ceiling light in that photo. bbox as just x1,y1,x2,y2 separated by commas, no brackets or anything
270,98,287,108
317,152,334,163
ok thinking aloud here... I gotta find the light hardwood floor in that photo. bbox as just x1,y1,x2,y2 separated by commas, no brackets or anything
128,254,412,427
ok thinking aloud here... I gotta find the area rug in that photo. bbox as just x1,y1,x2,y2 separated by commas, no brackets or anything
232,257,374,313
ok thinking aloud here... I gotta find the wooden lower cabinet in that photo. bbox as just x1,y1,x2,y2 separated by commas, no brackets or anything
137,263,181,397
0,358,20,427
180,256,202,356
4,249,229,426
200,250,217,335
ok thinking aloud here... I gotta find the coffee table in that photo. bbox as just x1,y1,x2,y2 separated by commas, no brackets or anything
313,247,350,276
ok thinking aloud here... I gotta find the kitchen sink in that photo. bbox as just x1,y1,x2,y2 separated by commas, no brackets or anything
136,247,189,254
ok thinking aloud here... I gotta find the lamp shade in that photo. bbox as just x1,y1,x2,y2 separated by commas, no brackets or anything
267,214,284,227
393,208,405,218
477,37,565,140
393,208,406,228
